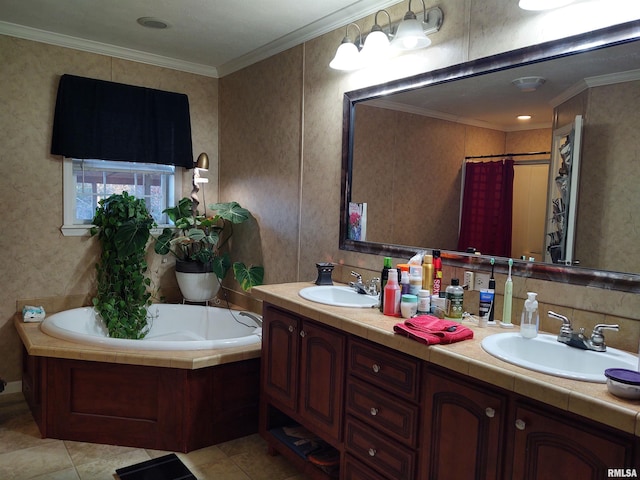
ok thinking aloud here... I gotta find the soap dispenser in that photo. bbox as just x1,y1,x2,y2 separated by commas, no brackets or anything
520,292,539,339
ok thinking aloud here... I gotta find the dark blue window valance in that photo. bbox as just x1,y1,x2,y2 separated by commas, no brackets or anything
51,74,194,168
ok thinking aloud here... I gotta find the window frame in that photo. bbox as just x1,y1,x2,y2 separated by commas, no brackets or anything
61,157,183,237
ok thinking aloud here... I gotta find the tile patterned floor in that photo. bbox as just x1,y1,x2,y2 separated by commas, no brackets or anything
0,392,310,480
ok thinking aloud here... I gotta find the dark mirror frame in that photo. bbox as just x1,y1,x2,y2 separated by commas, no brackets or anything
340,20,640,293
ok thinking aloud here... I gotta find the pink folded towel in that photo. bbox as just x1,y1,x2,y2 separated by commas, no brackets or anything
393,315,474,345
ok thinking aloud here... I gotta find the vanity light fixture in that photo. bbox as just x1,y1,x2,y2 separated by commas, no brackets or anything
391,0,443,51
329,23,363,71
517,115,533,120
518,0,576,10
360,10,392,61
511,76,546,92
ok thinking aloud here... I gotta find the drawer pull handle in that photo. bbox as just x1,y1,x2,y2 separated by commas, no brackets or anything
370,407,379,416
372,363,381,373
288,325,294,332
368,448,377,457
300,330,306,338
485,407,495,418
515,419,526,431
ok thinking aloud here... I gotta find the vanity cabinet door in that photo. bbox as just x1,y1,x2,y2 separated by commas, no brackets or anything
510,403,634,479
298,319,345,442
422,368,506,480
261,305,300,412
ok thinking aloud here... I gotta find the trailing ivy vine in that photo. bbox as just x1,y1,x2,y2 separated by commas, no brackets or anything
90,192,156,339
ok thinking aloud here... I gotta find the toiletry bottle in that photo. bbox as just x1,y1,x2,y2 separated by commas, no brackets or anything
479,258,496,323
478,286,495,322
432,250,443,296
409,266,422,295
400,294,418,318
520,292,539,338
417,289,431,315
383,269,401,317
422,254,434,292
445,278,464,320
400,267,411,295
379,257,392,312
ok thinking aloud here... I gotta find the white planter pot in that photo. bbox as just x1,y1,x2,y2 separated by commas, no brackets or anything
175,263,221,302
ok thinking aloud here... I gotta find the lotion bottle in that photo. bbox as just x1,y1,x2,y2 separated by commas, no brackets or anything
520,292,539,338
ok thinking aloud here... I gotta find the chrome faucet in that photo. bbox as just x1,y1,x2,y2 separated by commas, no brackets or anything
349,271,379,296
548,311,619,352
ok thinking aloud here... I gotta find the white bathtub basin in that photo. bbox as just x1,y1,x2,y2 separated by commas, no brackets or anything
40,304,262,351
299,285,379,308
481,332,638,383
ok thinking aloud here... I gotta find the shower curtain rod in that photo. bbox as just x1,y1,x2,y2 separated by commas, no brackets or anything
464,151,551,160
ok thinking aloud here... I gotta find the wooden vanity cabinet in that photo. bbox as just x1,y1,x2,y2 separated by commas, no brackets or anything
421,367,507,480
259,302,639,480
343,338,422,480
260,304,346,477
508,401,636,479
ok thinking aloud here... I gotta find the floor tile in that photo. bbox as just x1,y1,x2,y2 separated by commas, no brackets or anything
64,440,145,467
0,441,73,480
0,393,310,480
74,448,151,480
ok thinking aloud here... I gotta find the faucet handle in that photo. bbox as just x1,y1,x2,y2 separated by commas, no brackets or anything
350,271,362,282
548,311,573,335
590,324,619,349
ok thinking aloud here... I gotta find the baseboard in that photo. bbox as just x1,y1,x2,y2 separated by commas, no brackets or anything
1,381,22,395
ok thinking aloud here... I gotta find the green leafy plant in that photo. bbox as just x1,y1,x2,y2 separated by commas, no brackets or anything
90,192,156,339
154,198,264,291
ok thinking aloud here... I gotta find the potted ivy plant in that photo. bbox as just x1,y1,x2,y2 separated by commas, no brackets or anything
154,197,264,301
90,192,155,339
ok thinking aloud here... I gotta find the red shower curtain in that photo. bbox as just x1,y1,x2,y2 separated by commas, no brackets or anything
457,159,514,257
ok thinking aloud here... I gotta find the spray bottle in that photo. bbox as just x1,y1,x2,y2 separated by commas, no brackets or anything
520,292,539,338
379,257,392,312
500,258,514,328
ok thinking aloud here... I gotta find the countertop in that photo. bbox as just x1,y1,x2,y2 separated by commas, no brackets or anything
14,314,261,370
252,282,640,437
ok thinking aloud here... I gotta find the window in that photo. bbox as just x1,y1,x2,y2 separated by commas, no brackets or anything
62,158,182,236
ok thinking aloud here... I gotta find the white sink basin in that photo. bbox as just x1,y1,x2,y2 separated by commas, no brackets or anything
481,332,638,383
299,285,379,308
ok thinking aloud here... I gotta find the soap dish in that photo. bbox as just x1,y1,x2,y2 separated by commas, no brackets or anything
604,368,640,400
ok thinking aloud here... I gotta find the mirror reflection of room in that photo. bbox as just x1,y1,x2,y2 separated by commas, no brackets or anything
348,39,640,275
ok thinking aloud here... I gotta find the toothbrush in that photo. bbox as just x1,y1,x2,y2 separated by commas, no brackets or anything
501,258,514,328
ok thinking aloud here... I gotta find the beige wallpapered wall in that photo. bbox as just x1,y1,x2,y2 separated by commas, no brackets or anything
0,35,218,381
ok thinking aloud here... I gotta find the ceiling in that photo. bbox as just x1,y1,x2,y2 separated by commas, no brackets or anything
366,39,640,131
0,0,400,77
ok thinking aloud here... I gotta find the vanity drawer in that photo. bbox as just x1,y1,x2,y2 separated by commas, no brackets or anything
345,416,416,480
342,453,389,480
348,338,420,402
346,377,419,447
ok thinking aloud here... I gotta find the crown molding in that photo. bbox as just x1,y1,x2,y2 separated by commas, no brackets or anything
0,21,219,77
215,0,401,76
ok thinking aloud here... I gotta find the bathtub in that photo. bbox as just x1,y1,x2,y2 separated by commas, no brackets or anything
40,303,262,350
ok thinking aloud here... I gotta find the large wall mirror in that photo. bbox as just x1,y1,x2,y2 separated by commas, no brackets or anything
340,20,640,292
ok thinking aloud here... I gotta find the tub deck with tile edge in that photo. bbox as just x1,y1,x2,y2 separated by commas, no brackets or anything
252,282,640,437
14,314,261,369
